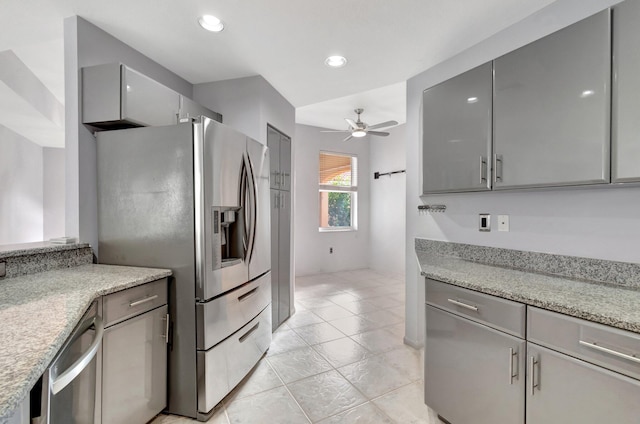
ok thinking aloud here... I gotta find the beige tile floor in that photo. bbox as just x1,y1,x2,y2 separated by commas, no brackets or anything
152,269,442,424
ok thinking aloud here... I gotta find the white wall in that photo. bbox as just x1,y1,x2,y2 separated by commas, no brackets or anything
64,16,193,255
43,147,65,240
0,125,43,244
294,124,371,275
404,0,625,347
369,124,406,276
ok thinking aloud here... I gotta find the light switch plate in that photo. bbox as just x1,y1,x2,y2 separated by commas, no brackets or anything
498,215,510,232
479,214,490,232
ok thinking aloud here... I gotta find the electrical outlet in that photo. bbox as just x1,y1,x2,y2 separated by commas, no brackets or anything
329,247,333,254
479,214,490,232
498,215,510,232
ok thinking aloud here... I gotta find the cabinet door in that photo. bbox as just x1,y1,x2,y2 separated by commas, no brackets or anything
527,343,640,424
270,189,280,331
612,0,640,183
422,62,492,193
121,66,180,127
493,10,610,189
425,305,525,424
179,96,222,123
267,127,281,189
278,191,291,324
279,135,292,191
102,305,168,424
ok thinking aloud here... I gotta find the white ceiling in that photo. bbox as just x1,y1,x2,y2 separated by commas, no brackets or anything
0,0,558,145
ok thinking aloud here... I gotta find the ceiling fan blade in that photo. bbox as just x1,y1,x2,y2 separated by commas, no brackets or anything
367,120,398,130
368,131,390,137
345,118,358,129
343,135,354,142
320,130,350,133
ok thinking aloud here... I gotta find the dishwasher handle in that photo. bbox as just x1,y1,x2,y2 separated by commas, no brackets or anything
51,315,104,395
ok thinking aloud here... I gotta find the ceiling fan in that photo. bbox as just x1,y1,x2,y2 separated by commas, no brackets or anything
321,108,398,141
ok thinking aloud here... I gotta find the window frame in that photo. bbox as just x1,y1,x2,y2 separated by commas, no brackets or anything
318,151,358,232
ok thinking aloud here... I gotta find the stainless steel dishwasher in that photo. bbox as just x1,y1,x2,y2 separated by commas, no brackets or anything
35,300,104,424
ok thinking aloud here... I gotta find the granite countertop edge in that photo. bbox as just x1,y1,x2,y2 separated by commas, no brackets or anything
416,252,640,335
0,242,91,259
0,264,172,421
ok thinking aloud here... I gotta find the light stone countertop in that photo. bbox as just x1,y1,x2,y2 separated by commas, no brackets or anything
0,264,172,421
0,241,90,259
416,250,640,335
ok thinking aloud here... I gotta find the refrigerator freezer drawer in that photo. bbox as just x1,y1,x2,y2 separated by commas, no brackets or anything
197,305,272,413
196,272,271,350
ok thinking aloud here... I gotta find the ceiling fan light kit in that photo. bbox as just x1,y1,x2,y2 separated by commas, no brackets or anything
320,108,398,141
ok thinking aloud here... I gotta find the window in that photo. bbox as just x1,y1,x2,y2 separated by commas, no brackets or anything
319,151,357,231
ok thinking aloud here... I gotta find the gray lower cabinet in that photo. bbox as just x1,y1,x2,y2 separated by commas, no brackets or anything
526,343,640,424
422,62,492,194
493,9,611,189
425,305,525,424
268,125,292,330
271,189,291,330
425,279,640,424
612,0,640,183
102,279,169,424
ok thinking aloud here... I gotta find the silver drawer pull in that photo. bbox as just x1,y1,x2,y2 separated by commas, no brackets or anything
164,313,170,345
239,322,260,343
447,298,479,312
238,287,259,302
509,348,518,385
129,294,158,307
578,340,640,364
529,356,539,396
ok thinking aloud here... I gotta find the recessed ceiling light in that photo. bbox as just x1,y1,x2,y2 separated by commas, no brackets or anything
325,56,347,68
352,129,367,138
580,89,595,98
199,15,224,32
467,97,478,103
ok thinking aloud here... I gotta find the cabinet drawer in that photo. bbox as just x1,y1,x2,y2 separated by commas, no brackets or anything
196,273,271,350
197,306,272,413
103,278,168,327
528,307,640,380
426,278,525,338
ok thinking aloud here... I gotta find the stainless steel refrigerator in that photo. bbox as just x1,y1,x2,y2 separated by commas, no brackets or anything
96,117,272,420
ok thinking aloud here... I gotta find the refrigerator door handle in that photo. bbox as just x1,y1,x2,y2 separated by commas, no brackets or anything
240,160,249,256
244,154,258,265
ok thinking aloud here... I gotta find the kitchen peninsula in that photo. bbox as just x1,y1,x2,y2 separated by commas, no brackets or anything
0,242,171,422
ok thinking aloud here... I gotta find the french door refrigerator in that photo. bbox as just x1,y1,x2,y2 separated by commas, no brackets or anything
97,117,272,420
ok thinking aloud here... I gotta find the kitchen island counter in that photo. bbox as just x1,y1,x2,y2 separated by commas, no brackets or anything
416,240,640,335
0,263,172,422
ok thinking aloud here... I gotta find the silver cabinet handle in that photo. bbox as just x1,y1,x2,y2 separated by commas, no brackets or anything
493,154,503,183
239,322,260,343
480,156,487,183
579,340,640,364
129,294,158,307
509,348,518,384
51,316,104,395
238,287,259,302
529,356,539,396
164,313,170,345
446,298,479,312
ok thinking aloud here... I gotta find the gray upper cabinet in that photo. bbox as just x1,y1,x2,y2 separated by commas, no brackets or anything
422,62,493,193
179,96,223,123
83,63,180,129
493,10,611,189
267,126,292,191
612,1,640,183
